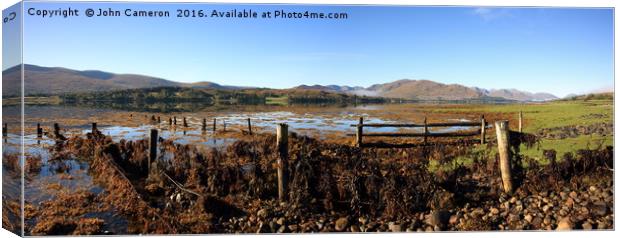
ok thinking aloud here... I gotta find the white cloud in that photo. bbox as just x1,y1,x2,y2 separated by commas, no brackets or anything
472,7,513,21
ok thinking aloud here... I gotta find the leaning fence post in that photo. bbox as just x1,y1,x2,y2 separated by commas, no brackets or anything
277,123,289,201
202,118,207,131
149,129,158,172
495,120,513,194
213,118,217,132
169,117,172,126
183,117,188,127
356,117,363,147
480,115,486,144
37,123,42,138
518,111,523,133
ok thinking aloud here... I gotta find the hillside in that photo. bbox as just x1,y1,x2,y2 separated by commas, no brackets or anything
2,64,238,97
2,64,558,101
298,79,558,101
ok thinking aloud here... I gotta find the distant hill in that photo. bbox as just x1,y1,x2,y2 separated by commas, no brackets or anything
2,64,242,97
486,89,557,101
295,79,558,101
2,64,558,101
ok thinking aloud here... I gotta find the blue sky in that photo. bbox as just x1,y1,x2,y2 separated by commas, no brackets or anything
13,2,615,97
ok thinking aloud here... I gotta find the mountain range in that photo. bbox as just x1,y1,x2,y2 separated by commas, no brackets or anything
2,64,557,101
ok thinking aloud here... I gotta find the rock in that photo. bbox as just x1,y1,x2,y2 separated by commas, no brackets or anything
276,217,286,226
524,214,533,223
490,208,500,215
559,191,567,199
597,221,607,230
515,205,524,212
316,221,324,230
358,217,368,225
350,225,360,232
510,197,518,204
288,224,298,232
543,216,552,225
588,185,597,193
556,217,573,231
582,222,592,230
389,222,402,232
565,198,574,208
449,215,459,225
542,205,551,213
569,191,578,199
257,208,269,218
256,222,270,233
590,201,608,216
277,225,288,233
427,210,449,228
335,217,349,232
365,222,378,232
471,208,485,218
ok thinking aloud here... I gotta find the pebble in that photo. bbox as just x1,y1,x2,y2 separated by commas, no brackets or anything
335,217,349,232
490,208,500,215
524,214,533,223
276,217,286,226
389,223,402,232
597,221,607,230
257,208,268,218
569,191,578,199
350,225,360,232
556,217,572,231
582,222,592,230
510,197,518,204
591,201,608,216
449,215,459,225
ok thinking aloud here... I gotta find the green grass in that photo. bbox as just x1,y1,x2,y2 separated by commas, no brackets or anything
431,100,613,133
518,134,613,165
427,99,613,169
265,96,289,105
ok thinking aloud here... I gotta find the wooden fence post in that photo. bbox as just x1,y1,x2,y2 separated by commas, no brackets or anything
202,118,207,131
495,120,513,194
213,118,217,132
37,123,42,138
480,115,486,144
169,117,172,126
149,129,158,172
247,118,252,135
3,123,7,137
53,123,60,137
223,120,227,132
183,117,188,127
277,123,289,201
157,116,161,124
92,123,97,134
173,117,177,125
518,111,523,133
423,117,428,145
356,117,363,147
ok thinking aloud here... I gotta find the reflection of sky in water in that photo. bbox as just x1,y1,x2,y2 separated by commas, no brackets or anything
7,133,128,234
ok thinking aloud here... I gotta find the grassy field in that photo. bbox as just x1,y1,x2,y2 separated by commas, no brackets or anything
427,98,613,167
